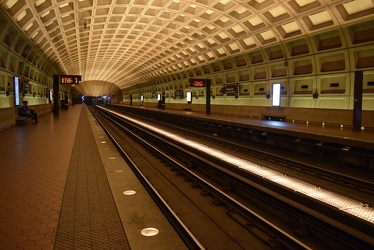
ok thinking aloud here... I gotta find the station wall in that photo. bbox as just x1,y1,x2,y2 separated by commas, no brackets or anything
0,12,70,130
125,19,374,119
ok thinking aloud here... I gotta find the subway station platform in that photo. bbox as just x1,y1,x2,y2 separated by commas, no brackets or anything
129,105,374,151
0,104,186,250
1,104,373,250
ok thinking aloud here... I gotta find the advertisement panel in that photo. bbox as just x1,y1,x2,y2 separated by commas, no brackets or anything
272,83,281,107
14,76,20,106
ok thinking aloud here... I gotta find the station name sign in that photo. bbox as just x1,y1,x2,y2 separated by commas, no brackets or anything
174,89,183,100
223,84,239,96
59,75,82,84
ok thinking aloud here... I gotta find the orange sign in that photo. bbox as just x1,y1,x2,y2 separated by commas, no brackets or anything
60,75,81,84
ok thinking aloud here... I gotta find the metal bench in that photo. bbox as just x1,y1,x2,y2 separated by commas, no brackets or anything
262,114,286,121
15,116,32,125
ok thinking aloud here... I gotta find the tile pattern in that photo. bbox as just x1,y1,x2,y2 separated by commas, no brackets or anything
54,106,130,249
3,1,374,89
0,106,80,250
0,105,130,250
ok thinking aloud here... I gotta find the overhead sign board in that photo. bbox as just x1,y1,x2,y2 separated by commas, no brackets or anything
59,75,81,84
189,78,211,87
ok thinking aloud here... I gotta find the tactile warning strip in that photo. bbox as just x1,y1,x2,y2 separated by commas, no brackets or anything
54,107,130,249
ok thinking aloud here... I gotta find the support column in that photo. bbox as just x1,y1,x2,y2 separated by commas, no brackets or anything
161,91,165,109
64,90,69,110
352,71,363,131
53,75,60,116
206,80,211,115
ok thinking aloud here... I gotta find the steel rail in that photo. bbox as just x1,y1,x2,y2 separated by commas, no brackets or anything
95,105,374,246
89,107,205,250
93,106,317,249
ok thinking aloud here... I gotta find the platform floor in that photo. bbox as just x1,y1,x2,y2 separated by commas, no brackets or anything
0,104,186,250
146,106,374,150
1,103,373,250
0,105,80,250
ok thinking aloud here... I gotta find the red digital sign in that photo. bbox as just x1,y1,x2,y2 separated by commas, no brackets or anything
60,75,81,84
189,78,210,87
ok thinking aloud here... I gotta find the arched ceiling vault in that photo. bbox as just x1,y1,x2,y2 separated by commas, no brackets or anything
1,0,374,94
68,80,122,97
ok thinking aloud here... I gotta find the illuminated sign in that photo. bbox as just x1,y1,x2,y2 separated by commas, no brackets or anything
14,76,20,106
224,85,239,96
189,78,211,87
59,75,81,84
272,83,281,107
186,92,192,102
23,82,31,93
175,89,183,100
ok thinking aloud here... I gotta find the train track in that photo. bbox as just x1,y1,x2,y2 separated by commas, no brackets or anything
111,105,374,202
90,106,374,249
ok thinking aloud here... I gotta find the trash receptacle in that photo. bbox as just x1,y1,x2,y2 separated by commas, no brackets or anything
60,100,68,109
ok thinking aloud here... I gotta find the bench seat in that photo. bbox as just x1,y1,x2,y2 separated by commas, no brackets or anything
262,114,286,121
15,116,32,124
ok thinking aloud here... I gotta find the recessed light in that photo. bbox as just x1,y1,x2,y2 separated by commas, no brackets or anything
141,228,159,236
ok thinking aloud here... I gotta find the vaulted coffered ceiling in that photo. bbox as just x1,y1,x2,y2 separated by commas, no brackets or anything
1,0,374,92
